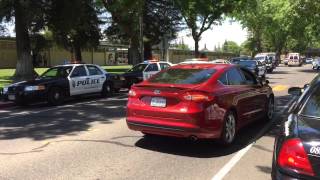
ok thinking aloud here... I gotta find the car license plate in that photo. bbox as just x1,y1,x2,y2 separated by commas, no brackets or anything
8,95,15,101
150,97,166,107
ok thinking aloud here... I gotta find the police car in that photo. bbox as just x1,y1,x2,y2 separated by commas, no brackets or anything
2,64,124,106
122,60,172,88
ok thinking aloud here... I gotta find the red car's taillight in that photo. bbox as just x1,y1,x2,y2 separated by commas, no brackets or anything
278,138,315,177
181,92,214,102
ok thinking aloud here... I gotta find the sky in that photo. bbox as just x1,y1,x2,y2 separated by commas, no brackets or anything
176,20,248,51
4,19,248,51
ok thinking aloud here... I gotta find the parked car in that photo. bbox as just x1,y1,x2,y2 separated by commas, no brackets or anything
122,60,172,88
255,53,276,73
233,60,266,78
211,59,231,64
1,64,124,106
312,58,320,70
179,58,212,65
283,58,289,65
272,75,320,180
229,56,251,64
306,58,313,64
126,63,274,145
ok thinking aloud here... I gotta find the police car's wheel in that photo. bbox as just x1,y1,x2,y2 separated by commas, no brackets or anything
101,83,112,97
48,87,65,106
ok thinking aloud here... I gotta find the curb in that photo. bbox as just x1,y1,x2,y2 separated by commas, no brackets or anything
0,101,15,109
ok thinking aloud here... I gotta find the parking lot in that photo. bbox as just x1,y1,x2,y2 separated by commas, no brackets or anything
0,64,317,180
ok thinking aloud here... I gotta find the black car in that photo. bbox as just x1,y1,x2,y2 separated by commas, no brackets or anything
272,75,320,179
122,61,172,88
232,60,266,78
229,56,252,64
1,64,124,106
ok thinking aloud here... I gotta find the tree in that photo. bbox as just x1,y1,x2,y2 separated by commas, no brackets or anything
173,38,190,50
0,0,48,80
48,0,102,62
223,40,241,55
103,0,182,65
174,0,235,57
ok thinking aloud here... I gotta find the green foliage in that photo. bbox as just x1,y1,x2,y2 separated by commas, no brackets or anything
222,41,241,55
174,0,238,57
233,0,320,56
48,0,102,61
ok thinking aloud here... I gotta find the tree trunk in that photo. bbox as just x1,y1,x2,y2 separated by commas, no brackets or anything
13,0,34,81
144,41,152,60
194,38,199,58
128,38,140,65
74,44,82,62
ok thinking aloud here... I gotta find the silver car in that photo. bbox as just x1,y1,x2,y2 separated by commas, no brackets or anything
312,58,320,70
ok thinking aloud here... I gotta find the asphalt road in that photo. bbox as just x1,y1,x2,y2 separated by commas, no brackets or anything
0,64,317,180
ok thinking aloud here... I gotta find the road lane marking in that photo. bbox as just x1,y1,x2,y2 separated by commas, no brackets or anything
272,85,288,92
211,96,297,180
212,143,253,180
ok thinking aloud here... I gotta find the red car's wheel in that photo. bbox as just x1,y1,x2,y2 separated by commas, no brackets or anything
220,111,236,145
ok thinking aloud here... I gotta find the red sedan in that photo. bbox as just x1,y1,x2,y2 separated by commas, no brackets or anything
126,64,274,145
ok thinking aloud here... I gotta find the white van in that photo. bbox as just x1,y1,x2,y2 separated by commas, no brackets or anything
287,53,302,66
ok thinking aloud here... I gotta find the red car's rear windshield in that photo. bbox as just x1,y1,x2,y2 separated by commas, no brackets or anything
149,68,216,84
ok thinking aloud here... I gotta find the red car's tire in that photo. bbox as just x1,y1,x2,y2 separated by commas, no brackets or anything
220,111,237,145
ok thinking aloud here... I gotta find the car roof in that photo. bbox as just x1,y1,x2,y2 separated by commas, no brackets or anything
54,63,98,67
171,63,233,71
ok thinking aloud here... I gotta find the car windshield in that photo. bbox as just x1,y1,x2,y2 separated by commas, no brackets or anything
41,66,73,78
128,64,148,72
255,57,265,61
149,68,216,84
301,88,320,118
235,61,256,67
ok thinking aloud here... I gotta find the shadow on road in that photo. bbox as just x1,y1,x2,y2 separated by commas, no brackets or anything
0,94,128,141
135,95,294,158
297,69,318,74
268,71,290,75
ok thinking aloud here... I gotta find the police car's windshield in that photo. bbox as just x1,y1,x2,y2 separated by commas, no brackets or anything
129,64,148,72
254,57,265,61
41,66,73,78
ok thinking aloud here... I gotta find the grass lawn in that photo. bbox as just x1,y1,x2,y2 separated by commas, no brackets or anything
0,65,132,88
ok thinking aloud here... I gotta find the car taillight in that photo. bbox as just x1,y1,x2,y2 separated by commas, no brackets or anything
182,92,214,102
278,138,314,176
128,89,137,97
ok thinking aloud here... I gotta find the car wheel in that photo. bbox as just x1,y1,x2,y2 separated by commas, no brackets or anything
101,83,112,97
220,111,236,145
48,87,65,106
266,97,275,121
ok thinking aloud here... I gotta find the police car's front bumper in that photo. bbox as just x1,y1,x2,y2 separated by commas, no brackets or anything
4,90,47,103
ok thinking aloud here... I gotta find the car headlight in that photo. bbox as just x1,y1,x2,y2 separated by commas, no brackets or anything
24,85,45,91
3,87,8,94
